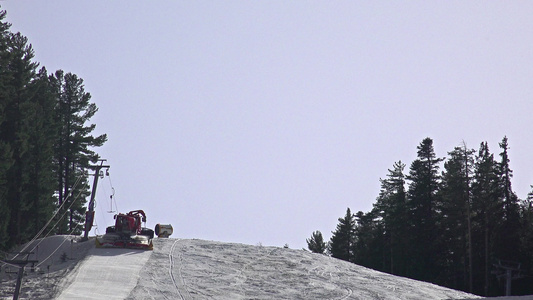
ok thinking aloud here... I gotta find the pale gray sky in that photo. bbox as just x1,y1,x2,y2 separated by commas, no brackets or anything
4,1,533,249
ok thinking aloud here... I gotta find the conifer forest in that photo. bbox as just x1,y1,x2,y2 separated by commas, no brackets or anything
309,137,533,297
0,9,106,251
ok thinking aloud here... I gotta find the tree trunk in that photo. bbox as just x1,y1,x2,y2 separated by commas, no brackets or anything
484,213,489,296
466,203,473,293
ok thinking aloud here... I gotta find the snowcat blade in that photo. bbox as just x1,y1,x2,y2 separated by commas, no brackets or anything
95,235,153,250
124,240,153,250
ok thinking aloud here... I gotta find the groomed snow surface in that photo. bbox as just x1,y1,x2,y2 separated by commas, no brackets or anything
2,236,533,299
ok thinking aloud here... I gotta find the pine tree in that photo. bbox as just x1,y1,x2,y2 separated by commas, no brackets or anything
2,31,40,246
329,208,354,262
352,209,384,269
22,67,57,238
373,161,407,275
494,136,521,262
520,189,533,288
51,70,107,234
405,137,443,281
471,141,503,296
307,230,326,254
437,143,475,292
0,9,13,249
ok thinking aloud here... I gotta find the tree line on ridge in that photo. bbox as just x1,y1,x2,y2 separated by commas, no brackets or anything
308,137,533,297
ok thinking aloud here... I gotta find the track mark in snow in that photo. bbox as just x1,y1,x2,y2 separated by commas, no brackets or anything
338,286,353,300
307,259,355,300
232,246,280,298
169,239,192,300
168,239,180,298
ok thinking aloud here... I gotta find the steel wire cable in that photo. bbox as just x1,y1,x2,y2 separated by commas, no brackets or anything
10,175,85,260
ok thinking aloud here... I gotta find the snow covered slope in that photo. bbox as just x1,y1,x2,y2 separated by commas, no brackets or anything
127,238,480,300
56,247,151,299
4,236,533,299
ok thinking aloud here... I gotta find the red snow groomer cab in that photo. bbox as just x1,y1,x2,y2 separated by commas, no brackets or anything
96,210,154,250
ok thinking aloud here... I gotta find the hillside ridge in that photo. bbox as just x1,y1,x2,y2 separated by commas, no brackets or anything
3,236,525,299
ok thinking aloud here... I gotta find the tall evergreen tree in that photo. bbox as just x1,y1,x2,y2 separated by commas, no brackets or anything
471,141,503,296
405,137,443,281
498,137,519,217
0,9,13,249
0,9,12,107
22,67,57,237
437,144,475,292
352,209,384,269
520,189,533,287
307,230,327,254
372,161,407,275
2,31,39,246
51,70,107,234
329,208,354,262
494,136,521,262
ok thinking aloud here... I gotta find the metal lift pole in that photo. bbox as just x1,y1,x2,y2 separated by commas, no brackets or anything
2,254,38,300
82,159,110,241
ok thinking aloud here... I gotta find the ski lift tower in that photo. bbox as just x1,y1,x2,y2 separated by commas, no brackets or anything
82,159,110,241
492,259,524,296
